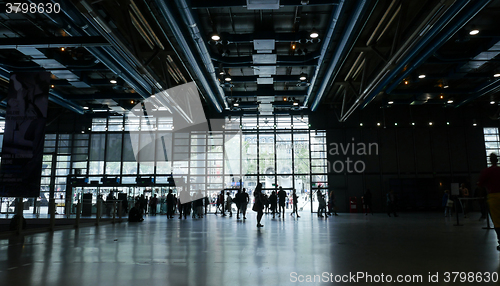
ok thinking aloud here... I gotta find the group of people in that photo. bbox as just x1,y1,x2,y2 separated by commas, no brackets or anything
215,188,250,219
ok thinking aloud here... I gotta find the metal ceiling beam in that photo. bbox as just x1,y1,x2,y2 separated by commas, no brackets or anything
216,32,319,43
190,0,340,9
154,0,225,112
229,90,307,97
0,36,110,49
310,0,371,111
340,0,490,122
228,75,304,83
64,93,143,100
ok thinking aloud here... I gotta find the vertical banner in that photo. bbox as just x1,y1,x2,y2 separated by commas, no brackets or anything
0,72,50,197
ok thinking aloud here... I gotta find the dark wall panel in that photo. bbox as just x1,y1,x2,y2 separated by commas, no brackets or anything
397,129,415,174
449,128,469,172
414,128,433,173
429,128,450,172
466,127,487,172
378,129,398,173
361,129,380,173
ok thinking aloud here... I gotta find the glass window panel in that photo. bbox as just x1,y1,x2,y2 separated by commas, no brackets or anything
92,118,106,131
138,133,156,162
191,160,205,168
56,169,69,176
89,161,104,175
122,162,137,175
122,176,136,184
106,134,122,161
190,168,206,175
155,133,172,162
243,159,257,174
156,161,171,174
123,133,138,162
106,162,121,175
139,163,155,174
89,134,105,161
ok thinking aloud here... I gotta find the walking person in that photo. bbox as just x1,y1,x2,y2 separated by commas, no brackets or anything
226,191,233,217
269,190,278,219
363,189,373,215
149,194,158,216
317,191,328,218
329,190,339,216
442,190,452,217
290,189,300,217
235,189,242,219
277,186,287,219
166,189,175,219
240,188,249,219
387,190,398,217
253,183,265,227
479,153,500,250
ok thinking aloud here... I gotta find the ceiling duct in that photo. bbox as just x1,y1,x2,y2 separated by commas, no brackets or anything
246,0,280,10
258,96,274,115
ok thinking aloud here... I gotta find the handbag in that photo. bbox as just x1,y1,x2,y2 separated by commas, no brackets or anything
446,198,454,207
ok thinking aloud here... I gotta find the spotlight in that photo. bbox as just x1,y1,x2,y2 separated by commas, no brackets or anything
429,122,433,126
60,47,65,51
310,29,319,39
293,101,299,106
377,122,381,126
491,101,496,105
394,123,398,126
360,123,363,127
291,43,296,50
404,80,409,85
439,95,444,99
283,97,287,102
83,106,89,110
469,29,479,35
50,84,55,88
233,102,239,107
418,74,426,79
210,32,220,41
299,73,307,81
411,122,415,126
110,79,117,84
447,122,450,125
225,73,232,82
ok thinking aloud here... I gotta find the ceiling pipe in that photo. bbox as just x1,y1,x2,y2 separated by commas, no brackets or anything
310,0,372,111
383,0,492,97
302,0,345,107
340,0,485,121
153,0,225,112
454,78,500,107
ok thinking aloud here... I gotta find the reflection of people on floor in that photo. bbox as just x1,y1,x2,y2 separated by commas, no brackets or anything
128,202,144,222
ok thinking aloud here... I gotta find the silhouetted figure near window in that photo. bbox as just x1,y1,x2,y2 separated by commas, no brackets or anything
149,194,158,216
139,194,147,214
106,191,116,217
240,188,249,219
235,189,242,219
179,189,190,219
216,191,225,216
291,189,300,217
166,189,175,219
328,190,338,216
269,191,278,218
128,202,144,222
226,192,233,217
277,186,287,219
479,153,500,251
387,190,398,217
363,189,373,215
317,191,328,218
253,183,265,227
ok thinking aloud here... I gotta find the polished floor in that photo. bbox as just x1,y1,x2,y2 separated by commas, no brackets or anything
1,211,499,286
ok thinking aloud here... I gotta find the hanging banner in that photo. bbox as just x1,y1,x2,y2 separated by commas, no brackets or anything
0,72,50,197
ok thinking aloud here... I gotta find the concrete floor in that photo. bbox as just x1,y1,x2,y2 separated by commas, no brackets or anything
0,212,499,286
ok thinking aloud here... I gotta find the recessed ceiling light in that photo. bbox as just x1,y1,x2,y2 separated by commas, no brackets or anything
388,101,394,104
491,101,496,105
293,102,299,106
310,30,319,38
494,73,500,78
360,123,363,127
60,47,65,51
377,122,381,126
51,85,55,88
429,122,433,126
469,29,479,35
299,73,307,81
233,102,239,107
83,106,89,110
443,85,449,88
211,33,220,41
404,80,409,85
447,99,454,103
411,122,415,126
394,123,398,126
447,122,450,125
473,123,477,126
224,75,231,82
110,79,117,84
418,74,426,79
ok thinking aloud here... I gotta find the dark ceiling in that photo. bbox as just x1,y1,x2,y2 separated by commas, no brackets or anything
0,0,499,122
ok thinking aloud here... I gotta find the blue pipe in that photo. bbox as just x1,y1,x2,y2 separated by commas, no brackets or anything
383,0,492,96
310,0,371,111
454,78,500,107
303,0,345,106
154,0,224,113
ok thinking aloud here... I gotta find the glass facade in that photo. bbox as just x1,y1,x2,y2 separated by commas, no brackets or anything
0,115,329,214
484,127,500,166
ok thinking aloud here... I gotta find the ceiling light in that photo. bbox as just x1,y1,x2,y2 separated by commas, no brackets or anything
439,95,444,99
447,122,450,125
283,97,287,101
233,102,239,107
469,29,479,35
360,123,363,127
299,73,307,81
443,85,449,88
224,74,232,82
491,101,496,105
394,123,398,126
60,47,65,51
291,43,296,50
110,79,117,84
93,109,108,112
447,99,454,103
377,122,381,126
404,80,409,85
83,106,89,110
50,85,54,88
429,122,433,126
310,29,319,39
388,101,394,104
211,32,220,41
418,74,426,79
411,122,415,126
473,123,477,126
494,73,500,78
293,101,299,106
